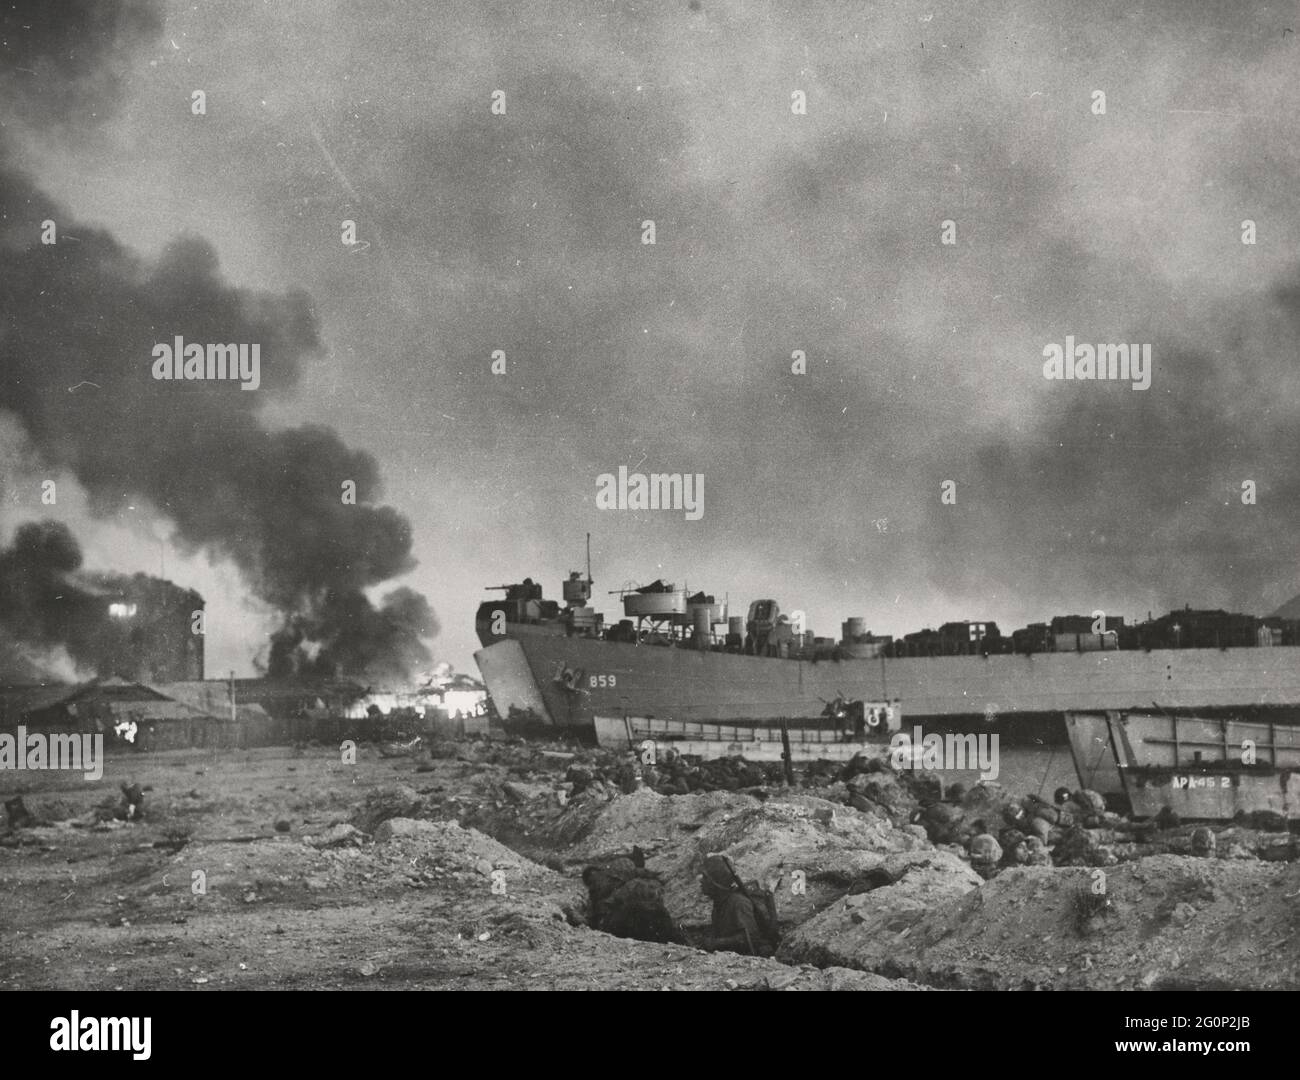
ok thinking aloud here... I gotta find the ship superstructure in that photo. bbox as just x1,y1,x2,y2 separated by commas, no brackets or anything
474,550,1300,742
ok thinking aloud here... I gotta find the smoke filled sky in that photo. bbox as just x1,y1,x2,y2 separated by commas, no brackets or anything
2,1,1299,676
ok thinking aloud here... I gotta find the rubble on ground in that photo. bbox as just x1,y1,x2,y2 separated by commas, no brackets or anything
349,784,424,833
651,793,932,927
780,854,1300,990
308,822,364,848
541,788,760,859
6,734,1296,991
778,849,983,968
427,738,1296,888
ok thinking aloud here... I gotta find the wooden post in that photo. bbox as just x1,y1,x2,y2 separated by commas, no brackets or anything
779,719,794,787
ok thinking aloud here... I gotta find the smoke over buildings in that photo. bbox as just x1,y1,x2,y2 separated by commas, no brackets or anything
0,520,201,683
0,0,437,682
1,2,1297,671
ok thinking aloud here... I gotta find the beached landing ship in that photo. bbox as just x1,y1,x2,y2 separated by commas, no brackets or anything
473,555,1300,746
1066,710,1300,820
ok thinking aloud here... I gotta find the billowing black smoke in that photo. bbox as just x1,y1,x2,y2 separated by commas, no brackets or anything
0,0,162,130
267,587,435,683
0,521,92,680
0,520,193,682
0,1,437,682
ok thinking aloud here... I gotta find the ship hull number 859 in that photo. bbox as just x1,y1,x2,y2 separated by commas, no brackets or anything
588,675,617,688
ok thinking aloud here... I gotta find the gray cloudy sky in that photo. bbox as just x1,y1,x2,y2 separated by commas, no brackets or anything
2,0,1299,676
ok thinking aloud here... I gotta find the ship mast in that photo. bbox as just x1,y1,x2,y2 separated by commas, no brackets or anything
586,532,592,587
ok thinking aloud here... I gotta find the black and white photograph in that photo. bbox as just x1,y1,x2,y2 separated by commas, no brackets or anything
0,0,1296,1032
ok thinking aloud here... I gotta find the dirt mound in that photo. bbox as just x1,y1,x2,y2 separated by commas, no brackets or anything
540,788,761,859
542,787,934,930
0,745,935,990
778,850,984,968
782,853,1300,990
349,784,424,833
372,817,557,887
657,793,933,927
736,965,930,991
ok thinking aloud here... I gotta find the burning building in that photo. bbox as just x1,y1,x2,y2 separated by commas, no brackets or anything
0,0,439,688
0,521,202,684
73,573,204,683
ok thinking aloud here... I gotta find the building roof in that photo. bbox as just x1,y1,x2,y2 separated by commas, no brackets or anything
0,682,78,721
98,697,219,723
67,676,173,702
0,677,221,723
150,680,282,722
1270,593,1300,620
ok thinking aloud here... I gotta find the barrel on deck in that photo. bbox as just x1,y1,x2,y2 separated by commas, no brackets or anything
843,617,868,643
693,606,713,647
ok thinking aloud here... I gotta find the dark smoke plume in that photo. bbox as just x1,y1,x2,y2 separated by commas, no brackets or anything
0,1,437,681
0,521,92,680
0,519,186,682
0,0,162,129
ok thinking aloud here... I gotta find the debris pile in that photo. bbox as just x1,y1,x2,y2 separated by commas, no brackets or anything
642,754,781,795
782,854,1300,990
390,739,1299,902
524,784,937,937
3,737,1295,991
651,793,931,927
349,784,424,834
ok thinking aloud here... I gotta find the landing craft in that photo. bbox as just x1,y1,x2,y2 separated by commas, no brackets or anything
1065,709,1300,820
473,542,1300,747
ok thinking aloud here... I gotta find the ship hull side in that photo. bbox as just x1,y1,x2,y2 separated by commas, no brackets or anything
477,631,1300,741
1105,711,1300,819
